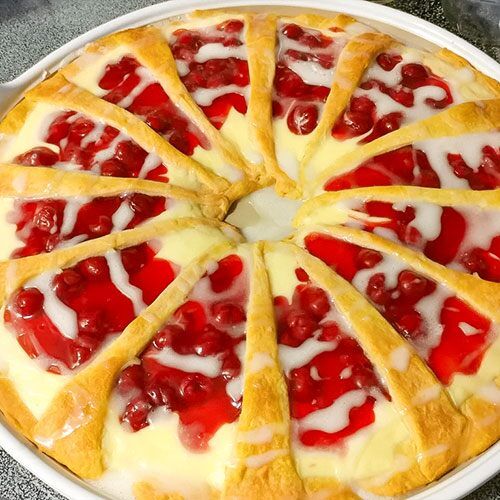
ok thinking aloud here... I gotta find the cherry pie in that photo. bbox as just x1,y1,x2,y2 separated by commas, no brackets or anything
0,8,498,500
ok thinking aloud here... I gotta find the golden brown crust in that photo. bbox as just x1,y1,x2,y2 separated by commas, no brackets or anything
299,33,394,187
428,49,500,99
246,14,294,193
314,99,500,191
295,186,500,226
0,217,242,304
32,241,238,479
0,376,37,439
267,242,465,494
223,243,303,499
0,163,228,219
459,376,500,462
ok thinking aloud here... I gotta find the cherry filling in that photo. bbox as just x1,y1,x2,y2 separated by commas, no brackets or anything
98,56,209,156
273,23,340,136
8,193,167,258
116,254,247,451
304,232,495,384
275,271,388,447
170,20,249,129
4,243,177,372
324,144,500,191
342,201,500,282
14,111,168,182
331,52,454,143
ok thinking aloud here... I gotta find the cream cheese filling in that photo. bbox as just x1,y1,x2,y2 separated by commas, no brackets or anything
92,402,236,500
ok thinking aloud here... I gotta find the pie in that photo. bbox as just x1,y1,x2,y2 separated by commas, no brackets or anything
0,8,498,500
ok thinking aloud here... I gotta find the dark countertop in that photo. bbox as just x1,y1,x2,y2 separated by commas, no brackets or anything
0,0,498,499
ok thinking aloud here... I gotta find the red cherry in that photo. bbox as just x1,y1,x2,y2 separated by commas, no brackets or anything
398,270,428,299
175,301,206,333
100,159,127,177
128,193,155,215
289,368,312,401
120,368,145,393
121,397,151,431
401,63,428,86
295,268,309,282
366,273,389,305
376,52,402,71
356,249,383,269
121,245,148,273
212,302,246,325
146,383,176,408
209,255,243,293
394,311,422,340
54,269,84,297
282,23,303,40
298,286,330,318
320,322,340,341
33,205,58,233
344,110,374,136
78,309,104,335
12,288,44,318
194,326,225,356
88,215,113,237
284,311,317,342
14,147,59,167
461,249,487,275
79,257,109,280
152,324,183,350
287,104,319,135
217,19,244,33
180,374,212,404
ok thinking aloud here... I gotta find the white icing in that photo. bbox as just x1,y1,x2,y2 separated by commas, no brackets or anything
111,201,135,231
80,120,106,148
194,43,246,63
389,345,411,372
26,271,79,340
105,251,146,315
459,322,483,336
413,131,500,189
352,254,407,291
413,285,450,357
287,59,333,88
139,151,162,178
299,389,367,433
191,84,249,107
340,366,352,379
117,66,156,109
152,347,222,378
245,448,287,468
59,198,87,237
93,132,128,164
279,336,337,374
238,423,286,445
412,384,441,405
248,351,274,374
176,60,190,77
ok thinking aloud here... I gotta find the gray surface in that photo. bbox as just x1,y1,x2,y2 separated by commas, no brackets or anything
0,0,498,499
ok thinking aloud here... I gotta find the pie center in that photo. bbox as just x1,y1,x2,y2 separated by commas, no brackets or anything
226,187,301,242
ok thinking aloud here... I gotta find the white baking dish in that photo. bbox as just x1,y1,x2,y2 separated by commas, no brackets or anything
0,1,498,499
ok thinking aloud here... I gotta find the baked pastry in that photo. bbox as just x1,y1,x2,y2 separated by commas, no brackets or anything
0,7,498,499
